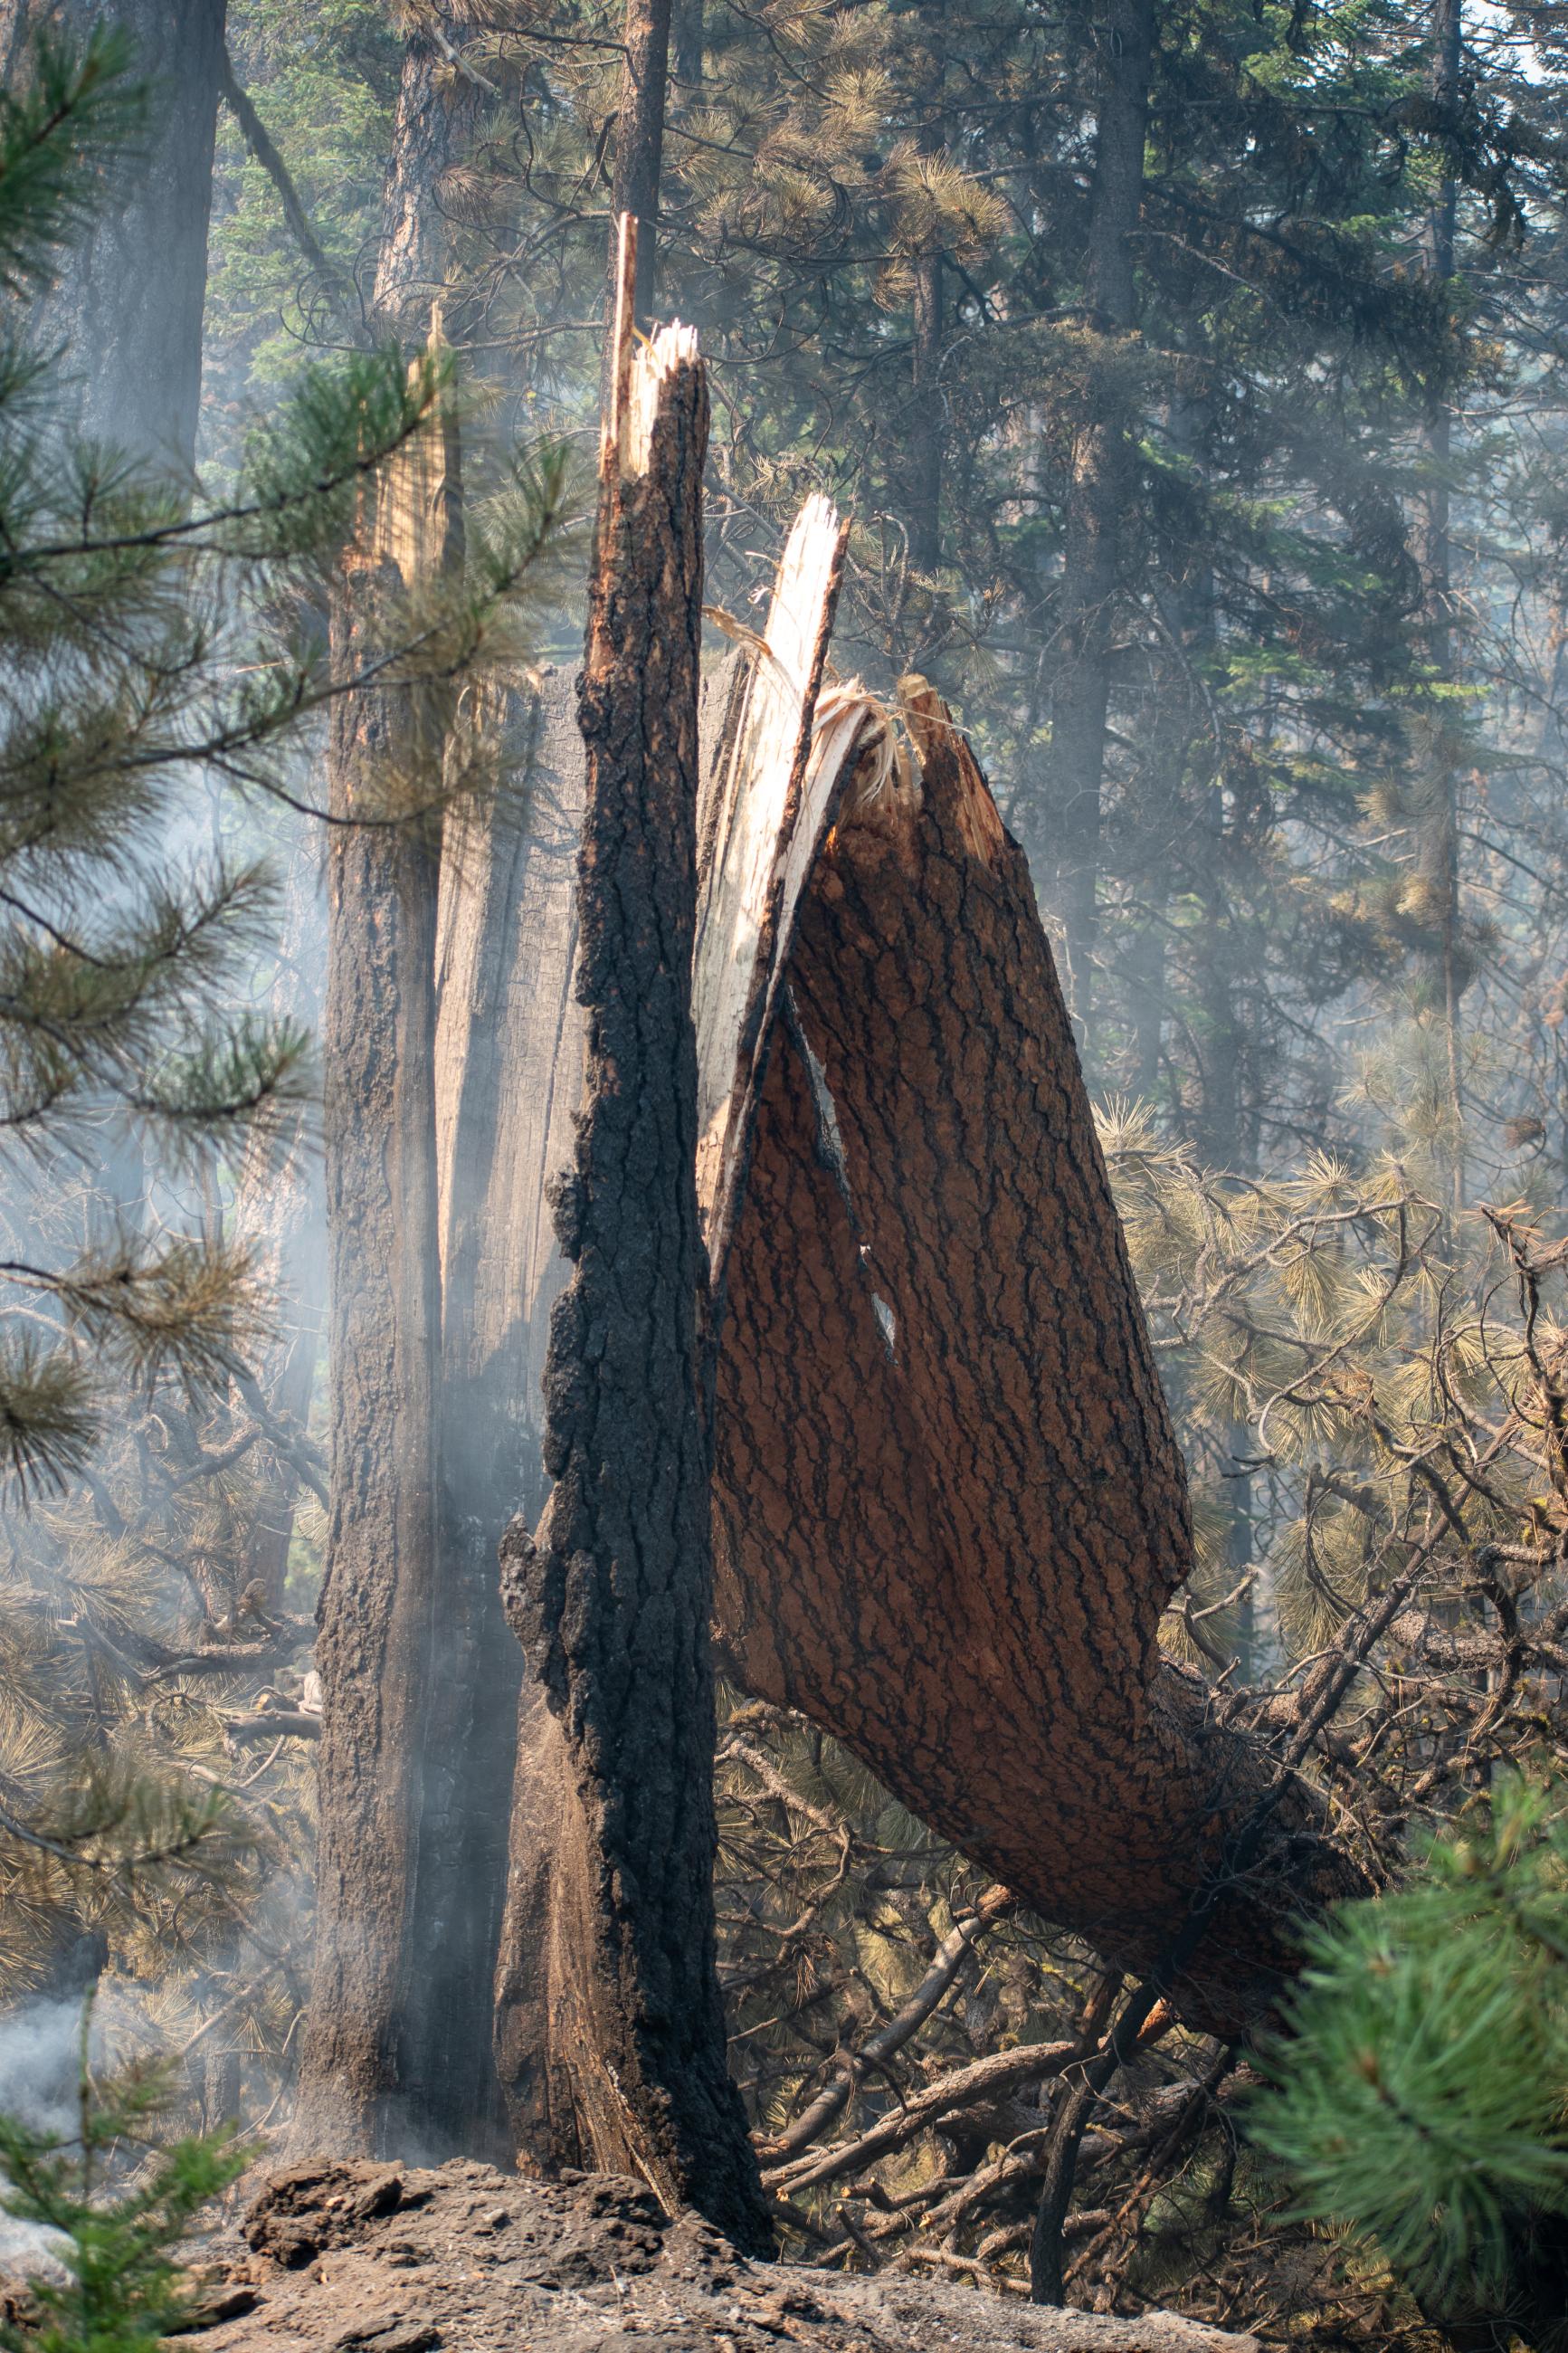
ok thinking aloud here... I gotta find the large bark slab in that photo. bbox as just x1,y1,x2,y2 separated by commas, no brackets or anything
711,678,1361,2030
492,631,1360,2037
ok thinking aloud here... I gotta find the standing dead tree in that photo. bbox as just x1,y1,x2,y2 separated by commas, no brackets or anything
497,224,766,2251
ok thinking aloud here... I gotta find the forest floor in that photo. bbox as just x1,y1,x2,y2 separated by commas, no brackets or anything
172,2158,1262,2353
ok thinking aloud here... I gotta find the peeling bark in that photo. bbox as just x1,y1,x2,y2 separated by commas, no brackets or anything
712,677,1364,2032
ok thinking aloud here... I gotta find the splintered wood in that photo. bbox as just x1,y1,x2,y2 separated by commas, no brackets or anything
692,494,850,1282
600,213,700,484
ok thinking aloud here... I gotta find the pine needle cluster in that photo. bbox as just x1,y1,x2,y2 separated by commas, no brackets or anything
1250,1776,1568,2339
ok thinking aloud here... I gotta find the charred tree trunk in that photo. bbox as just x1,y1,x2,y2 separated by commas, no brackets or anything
496,233,765,2249
1044,0,1152,1028
0,0,226,465
489,549,1360,2045
490,498,844,2205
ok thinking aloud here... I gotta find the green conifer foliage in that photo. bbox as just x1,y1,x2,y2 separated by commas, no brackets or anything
0,2002,249,2353
1249,1777,1568,2337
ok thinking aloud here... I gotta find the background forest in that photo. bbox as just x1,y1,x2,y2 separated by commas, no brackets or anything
9,0,1568,2347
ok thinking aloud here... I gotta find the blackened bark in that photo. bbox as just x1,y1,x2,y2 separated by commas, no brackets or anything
1045,0,1153,1024
497,281,766,2251
0,0,226,465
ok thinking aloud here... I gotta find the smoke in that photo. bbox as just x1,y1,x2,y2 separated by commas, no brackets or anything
0,1994,95,2277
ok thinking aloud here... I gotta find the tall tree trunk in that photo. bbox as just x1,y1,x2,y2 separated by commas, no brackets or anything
497,238,767,2249
232,842,326,1615
670,0,701,102
608,0,672,333
908,247,944,575
0,0,226,1233
490,498,845,2210
293,24,491,2158
1045,0,1152,1032
0,0,226,464
291,526,446,2158
1411,0,1466,1212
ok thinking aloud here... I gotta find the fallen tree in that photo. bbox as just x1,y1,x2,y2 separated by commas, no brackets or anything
708,675,1367,2032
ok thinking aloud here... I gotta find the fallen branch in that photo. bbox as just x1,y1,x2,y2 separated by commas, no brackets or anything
764,2037,1078,2195
760,1882,1016,2162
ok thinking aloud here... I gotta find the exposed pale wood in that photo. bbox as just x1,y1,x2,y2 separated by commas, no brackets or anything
691,494,850,1282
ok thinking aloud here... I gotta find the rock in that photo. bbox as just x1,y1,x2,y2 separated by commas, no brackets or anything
185,2159,1259,2353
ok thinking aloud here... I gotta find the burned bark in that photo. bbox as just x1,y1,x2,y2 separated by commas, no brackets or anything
709,678,1364,2034
496,235,765,2250
490,558,1357,2040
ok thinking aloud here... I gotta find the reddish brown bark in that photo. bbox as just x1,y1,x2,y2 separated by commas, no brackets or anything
712,679,1363,2033
291,542,445,2158
294,22,506,2160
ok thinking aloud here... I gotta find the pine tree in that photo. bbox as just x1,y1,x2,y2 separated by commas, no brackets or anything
0,2001,251,2353
1249,1776,1568,2347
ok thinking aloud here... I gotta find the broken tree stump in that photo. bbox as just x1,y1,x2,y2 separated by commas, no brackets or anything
495,224,767,2250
